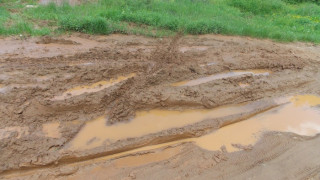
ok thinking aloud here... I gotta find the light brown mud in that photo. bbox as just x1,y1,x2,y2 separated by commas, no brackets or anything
172,69,271,86
0,33,320,179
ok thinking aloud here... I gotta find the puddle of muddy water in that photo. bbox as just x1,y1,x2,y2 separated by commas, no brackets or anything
195,95,320,152
69,95,320,154
172,69,271,87
292,95,320,106
67,103,255,151
53,73,135,101
17,96,318,178
42,122,61,138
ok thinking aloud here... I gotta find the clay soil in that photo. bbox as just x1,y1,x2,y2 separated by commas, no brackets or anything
1,33,320,180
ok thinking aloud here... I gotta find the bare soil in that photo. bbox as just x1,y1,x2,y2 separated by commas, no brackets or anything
0,33,320,180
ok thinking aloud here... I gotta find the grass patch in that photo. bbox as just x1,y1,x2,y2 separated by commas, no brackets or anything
59,16,111,34
0,7,10,25
0,0,320,43
0,21,49,35
284,0,320,4
228,0,287,15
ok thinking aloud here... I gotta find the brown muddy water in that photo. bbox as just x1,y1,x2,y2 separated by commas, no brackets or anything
68,95,320,153
52,73,135,101
67,102,254,151
42,122,61,138
172,69,271,86
197,95,320,152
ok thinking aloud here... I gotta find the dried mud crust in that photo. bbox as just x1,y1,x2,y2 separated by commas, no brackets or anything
0,34,320,176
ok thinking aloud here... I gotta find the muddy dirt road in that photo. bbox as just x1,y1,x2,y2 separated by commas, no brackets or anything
0,34,320,180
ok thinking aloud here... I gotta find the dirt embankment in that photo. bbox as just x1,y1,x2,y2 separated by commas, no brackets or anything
0,34,320,179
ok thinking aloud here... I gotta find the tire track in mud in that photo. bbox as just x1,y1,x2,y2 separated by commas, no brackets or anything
1,34,320,179
0,101,279,178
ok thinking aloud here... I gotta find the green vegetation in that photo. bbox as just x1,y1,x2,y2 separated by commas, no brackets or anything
59,16,111,34
0,0,320,42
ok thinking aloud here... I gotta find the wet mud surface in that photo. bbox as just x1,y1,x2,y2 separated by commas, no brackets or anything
1,34,320,179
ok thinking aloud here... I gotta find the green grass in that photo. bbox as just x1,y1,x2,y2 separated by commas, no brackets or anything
59,16,111,34
0,0,320,42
